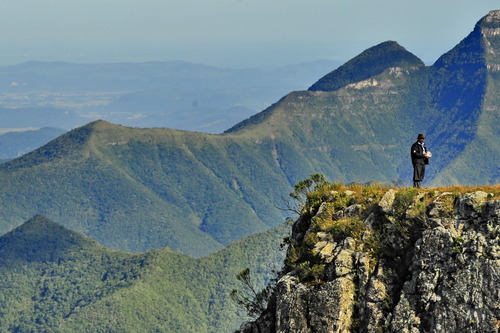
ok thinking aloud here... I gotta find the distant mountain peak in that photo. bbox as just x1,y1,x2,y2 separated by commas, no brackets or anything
85,119,116,129
478,10,500,60
308,40,424,92
480,9,500,27
437,9,500,62
18,214,61,231
0,121,109,171
0,215,98,263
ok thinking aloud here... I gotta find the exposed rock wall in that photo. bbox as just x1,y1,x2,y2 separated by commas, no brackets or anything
236,189,500,333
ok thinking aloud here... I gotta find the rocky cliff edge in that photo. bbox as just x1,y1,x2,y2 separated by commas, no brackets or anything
236,184,500,333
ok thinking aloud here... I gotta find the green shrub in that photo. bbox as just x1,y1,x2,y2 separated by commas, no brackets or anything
393,188,418,218
230,268,274,318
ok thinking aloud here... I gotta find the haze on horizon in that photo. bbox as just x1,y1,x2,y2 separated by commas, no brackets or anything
1,1,498,69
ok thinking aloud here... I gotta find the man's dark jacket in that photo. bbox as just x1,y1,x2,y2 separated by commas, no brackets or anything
411,141,429,165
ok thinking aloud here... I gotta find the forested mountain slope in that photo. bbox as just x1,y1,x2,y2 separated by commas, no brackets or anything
0,215,288,332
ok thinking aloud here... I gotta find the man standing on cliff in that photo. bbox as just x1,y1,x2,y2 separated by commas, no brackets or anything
411,134,431,188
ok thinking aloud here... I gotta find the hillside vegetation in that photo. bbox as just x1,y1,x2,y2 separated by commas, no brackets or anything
0,121,290,255
0,215,288,332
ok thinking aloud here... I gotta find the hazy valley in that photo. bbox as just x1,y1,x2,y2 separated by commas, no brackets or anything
0,59,340,135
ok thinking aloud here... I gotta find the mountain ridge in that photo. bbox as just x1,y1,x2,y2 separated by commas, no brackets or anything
427,9,499,184
0,119,284,255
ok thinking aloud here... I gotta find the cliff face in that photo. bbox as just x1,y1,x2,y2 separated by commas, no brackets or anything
236,186,500,333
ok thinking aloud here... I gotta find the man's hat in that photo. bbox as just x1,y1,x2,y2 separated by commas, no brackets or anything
417,134,425,139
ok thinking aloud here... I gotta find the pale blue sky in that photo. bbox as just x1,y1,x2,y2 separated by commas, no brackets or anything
0,0,498,68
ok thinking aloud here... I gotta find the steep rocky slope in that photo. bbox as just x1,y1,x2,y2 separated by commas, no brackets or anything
237,184,500,332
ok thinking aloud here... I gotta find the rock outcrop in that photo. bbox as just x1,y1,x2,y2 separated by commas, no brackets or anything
236,186,500,333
